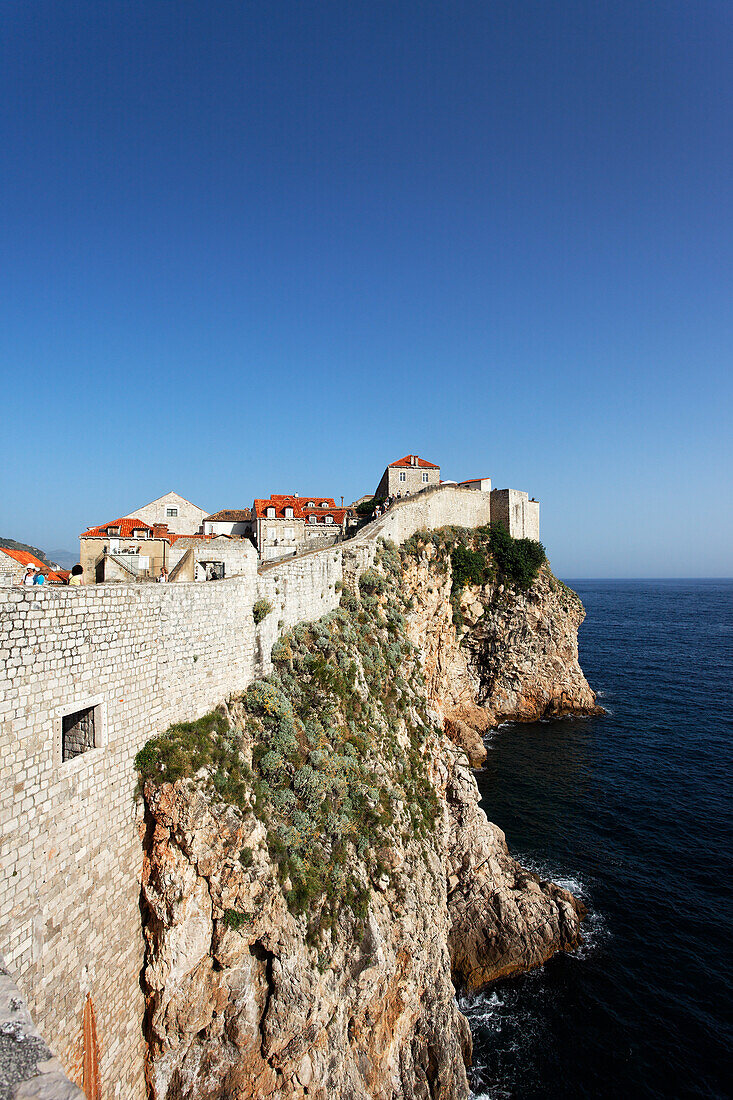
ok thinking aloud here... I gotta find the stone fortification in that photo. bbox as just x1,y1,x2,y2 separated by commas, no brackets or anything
0,487,492,1096
489,488,539,541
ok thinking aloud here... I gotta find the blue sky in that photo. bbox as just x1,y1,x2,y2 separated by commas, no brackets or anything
1,1,731,576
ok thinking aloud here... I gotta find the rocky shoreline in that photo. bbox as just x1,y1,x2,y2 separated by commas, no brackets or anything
137,533,599,1099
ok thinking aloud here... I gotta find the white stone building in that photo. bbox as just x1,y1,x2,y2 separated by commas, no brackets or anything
123,491,208,533
374,454,441,500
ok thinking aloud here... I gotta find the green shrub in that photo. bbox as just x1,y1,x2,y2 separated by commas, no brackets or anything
359,568,387,596
450,544,490,591
223,909,249,930
253,598,272,624
137,542,443,944
489,522,546,589
356,497,385,516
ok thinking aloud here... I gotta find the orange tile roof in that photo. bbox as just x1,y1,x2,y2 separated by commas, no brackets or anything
0,547,67,583
80,517,160,539
253,495,346,523
388,454,439,469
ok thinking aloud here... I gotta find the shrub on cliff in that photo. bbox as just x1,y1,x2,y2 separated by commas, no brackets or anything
488,522,546,589
135,540,440,943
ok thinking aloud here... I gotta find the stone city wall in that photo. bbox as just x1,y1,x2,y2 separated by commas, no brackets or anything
0,486,491,1097
0,577,259,1098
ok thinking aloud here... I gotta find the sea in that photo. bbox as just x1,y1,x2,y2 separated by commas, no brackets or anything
463,579,733,1100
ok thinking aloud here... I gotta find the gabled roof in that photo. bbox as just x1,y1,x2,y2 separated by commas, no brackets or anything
80,517,158,539
205,509,252,522
388,454,439,469
130,491,209,512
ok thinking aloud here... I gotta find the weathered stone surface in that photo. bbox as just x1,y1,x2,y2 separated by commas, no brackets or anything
141,776,472,1100
445,758,584,989
140,549,595,1099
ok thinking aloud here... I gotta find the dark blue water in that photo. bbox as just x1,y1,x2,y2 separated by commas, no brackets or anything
465,580,733,1099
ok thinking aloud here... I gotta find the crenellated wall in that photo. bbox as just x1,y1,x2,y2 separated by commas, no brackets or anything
0,486,491,1097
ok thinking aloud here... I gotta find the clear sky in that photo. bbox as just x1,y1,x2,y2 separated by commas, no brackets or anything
1,1,731,576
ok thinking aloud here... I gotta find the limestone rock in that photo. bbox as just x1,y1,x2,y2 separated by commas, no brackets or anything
139,551,596,1099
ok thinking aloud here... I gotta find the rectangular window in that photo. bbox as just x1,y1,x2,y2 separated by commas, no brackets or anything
422,472,429,482
62,706,97,761
166,507,178,517
399,471,406,482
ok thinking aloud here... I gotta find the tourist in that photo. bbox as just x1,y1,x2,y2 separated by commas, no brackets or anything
33,569,45,586
158,567,169,582
68,564,83,586
22,565,36,586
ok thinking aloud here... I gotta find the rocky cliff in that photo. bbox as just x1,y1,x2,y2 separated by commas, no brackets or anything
137,531,598,1099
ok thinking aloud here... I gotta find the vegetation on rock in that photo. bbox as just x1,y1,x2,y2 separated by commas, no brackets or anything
401,522,547,625
136,540,440,942
252,597,272,624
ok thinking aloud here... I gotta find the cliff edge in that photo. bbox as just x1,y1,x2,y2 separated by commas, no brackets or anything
137,530,597,1099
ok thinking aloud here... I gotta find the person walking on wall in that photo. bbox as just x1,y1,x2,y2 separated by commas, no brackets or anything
33,569,45,585
158,567,169,582
22,565,36,586
68,564,83,586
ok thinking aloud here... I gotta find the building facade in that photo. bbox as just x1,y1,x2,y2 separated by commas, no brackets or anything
202,509,254,538
123,491,208,533
459,477,492,493
374,454,441,500
253,495,347,562
79,518,172,584
168,534,257,581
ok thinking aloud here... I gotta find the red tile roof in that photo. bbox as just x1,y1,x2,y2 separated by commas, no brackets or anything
388,454,439,469
80,517,160,539
253,495,346,523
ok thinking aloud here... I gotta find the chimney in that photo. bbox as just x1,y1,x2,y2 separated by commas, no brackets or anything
411,454,418,466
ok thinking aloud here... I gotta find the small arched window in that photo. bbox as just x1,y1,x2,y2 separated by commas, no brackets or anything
266,507,275,518
320,502,328,507
306,501,314,508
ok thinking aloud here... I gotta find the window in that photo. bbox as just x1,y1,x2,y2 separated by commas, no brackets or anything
166,507,178,517
422,472,429,483
325,515,333,524
309,515,317,524
59,699,105,764
320,502,328,507
284,527,295,540
306,502,315,508
108,526,120,535
133,529,148,539
285,507,293,518
266,507,275,518
399,471,406,482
